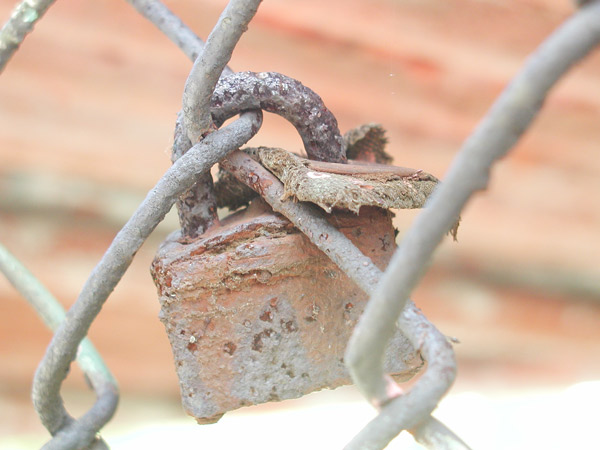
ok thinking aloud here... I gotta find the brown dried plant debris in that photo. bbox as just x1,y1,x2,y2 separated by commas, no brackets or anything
214,122,394,212
215,143,440,213
215,146,460,240
344,123,393,164
256,147,439,214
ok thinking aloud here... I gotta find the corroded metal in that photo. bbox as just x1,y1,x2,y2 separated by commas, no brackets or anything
257,147,439,214
151,203,422,423
172,112,220,238
211,72,346,163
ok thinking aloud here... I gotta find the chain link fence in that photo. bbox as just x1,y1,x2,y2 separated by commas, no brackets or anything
1,1,599,448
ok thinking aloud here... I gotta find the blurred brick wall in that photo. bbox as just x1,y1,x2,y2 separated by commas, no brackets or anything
1,0,599,409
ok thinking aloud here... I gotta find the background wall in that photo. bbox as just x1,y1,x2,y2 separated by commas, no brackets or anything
1,0,599,448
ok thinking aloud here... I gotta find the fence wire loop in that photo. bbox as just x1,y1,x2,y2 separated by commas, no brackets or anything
0,243,117,450
344,2,600,448
1,0,600,449
174,0,262,239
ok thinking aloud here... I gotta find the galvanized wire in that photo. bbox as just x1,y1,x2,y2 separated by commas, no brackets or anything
345,2,600,448
25,1,262,447
124,0,205,62
182,0,262,143
31,111,262,449
221,150,463,448
125,0,264,238
0,0,56,73
2,0,599,448
0,243,116,450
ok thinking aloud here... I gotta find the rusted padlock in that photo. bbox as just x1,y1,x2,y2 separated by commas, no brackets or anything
150,73,441,423
151,200,426,423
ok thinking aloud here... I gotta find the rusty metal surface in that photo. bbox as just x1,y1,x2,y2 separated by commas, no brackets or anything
211,72,346,163
151,203,422,422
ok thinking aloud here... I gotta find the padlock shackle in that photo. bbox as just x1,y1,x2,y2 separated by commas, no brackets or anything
211,71,347,164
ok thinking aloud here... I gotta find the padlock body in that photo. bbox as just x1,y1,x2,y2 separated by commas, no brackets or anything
151,204,421,423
